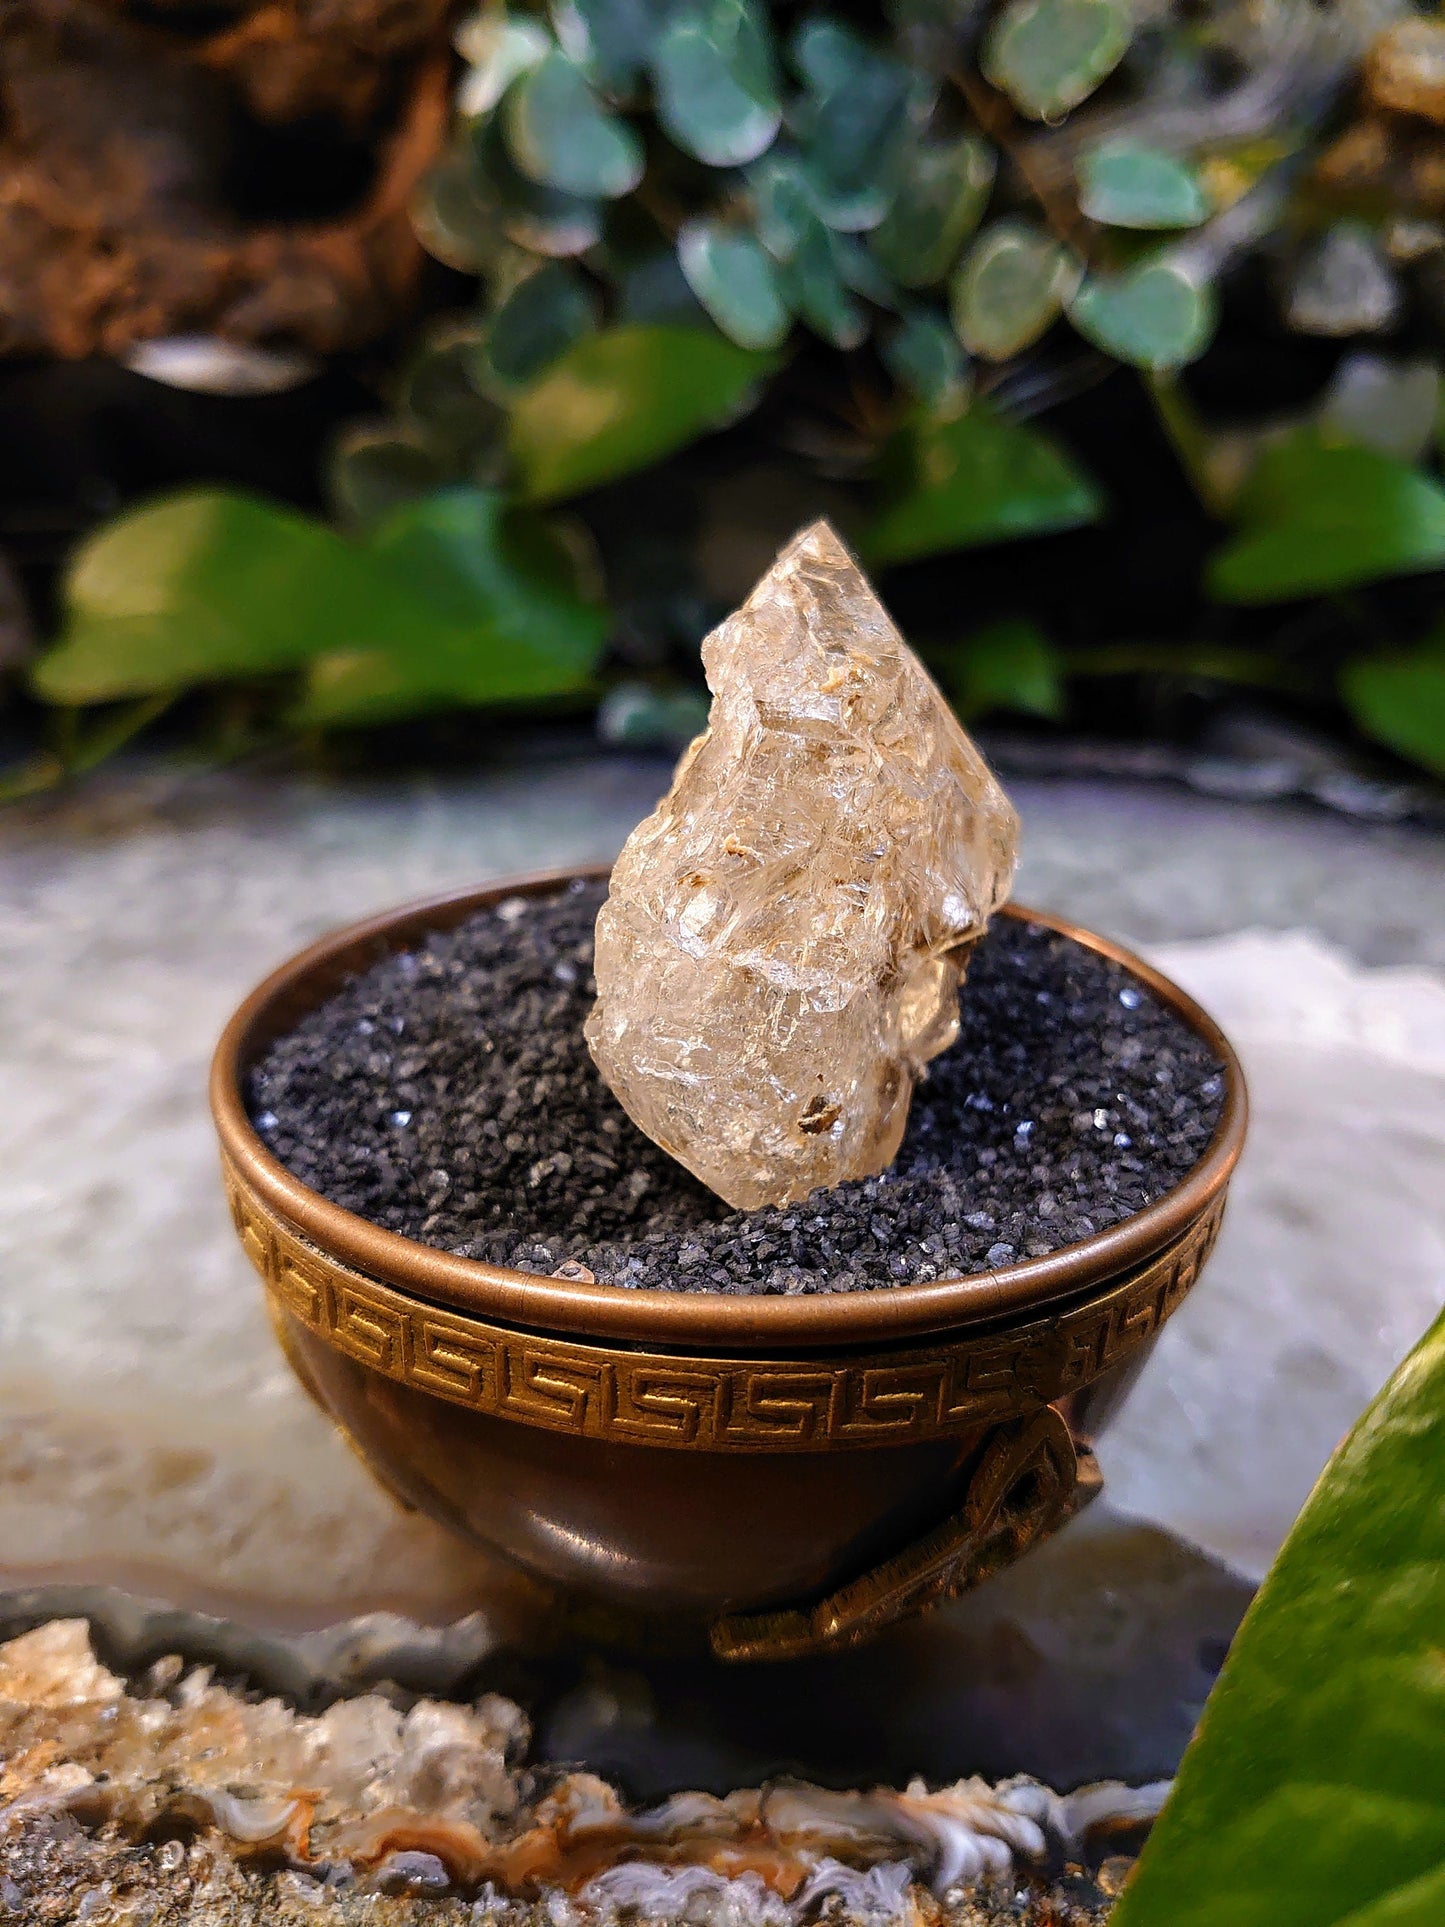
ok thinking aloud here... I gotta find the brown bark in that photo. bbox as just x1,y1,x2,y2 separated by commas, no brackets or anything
0,0,456,358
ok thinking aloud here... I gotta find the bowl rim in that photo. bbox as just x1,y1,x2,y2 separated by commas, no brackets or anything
211,865,1247,1351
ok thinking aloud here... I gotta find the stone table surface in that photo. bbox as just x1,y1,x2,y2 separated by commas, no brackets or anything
2,755,1443,1794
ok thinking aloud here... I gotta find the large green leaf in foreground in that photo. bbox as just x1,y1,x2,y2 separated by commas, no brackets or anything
509,325,774,503
32,492,419,703
1114,1305,1445,1927
297,488,607,724
32,487,606,724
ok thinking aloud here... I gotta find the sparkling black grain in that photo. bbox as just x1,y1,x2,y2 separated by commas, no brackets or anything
249,880,1225,1295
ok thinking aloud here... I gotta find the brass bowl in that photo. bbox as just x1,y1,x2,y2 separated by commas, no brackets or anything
211,868,1246,1661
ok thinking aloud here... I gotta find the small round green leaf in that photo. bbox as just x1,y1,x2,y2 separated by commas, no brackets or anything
882,309,971,416
328,423,449,526
550,0,666,91
1341,637,1445,778
455,13,551,118
779,223,867,349
652,0,782,168
598,680,711,750
474,261,600,394
509,324,775,502
677,221,790,350
396,321,507,468
790,17,863,92
1319,354,1441,464
791,19,918,231
749,155,817,262
871,136,996,288
504,52,644,199
866,400,1103,564
32,491,429,703
477,117,604,257
950,221,1080,360
615,248,711,324
1068,257,1217,371
412,153,502,272
983,0,1132,120
1077,140,1209,230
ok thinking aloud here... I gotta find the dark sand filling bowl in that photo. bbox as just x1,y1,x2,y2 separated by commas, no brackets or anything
212,868,1246,1660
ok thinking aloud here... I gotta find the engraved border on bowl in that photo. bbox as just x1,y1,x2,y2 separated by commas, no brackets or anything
229,1161,1223,1453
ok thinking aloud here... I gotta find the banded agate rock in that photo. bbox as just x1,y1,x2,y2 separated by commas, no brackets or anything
586,520,1019,1210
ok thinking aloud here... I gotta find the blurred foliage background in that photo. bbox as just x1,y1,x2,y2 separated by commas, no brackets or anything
6,0,1445,795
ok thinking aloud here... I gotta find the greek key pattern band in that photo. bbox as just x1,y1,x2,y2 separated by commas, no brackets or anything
228,1161,1223,1454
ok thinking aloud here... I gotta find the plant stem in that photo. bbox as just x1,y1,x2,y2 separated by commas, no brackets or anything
1144,373,1234,519
1062,641,1314,695
950,69,1097,262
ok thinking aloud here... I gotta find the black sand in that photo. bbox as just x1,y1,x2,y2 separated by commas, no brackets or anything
250,879,1224,1295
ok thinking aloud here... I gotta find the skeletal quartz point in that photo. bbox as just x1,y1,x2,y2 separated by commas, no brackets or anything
585,520,1020,1211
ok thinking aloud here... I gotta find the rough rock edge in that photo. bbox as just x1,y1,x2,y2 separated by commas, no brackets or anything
0,1623,1153,1923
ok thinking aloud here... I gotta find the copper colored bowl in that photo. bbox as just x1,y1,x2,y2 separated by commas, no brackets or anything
211,868,1246,1661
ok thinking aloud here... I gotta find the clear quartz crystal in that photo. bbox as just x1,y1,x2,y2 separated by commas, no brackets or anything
585,520,1020,1210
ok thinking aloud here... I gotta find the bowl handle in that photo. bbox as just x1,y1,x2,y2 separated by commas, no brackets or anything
709,1405,1100,1662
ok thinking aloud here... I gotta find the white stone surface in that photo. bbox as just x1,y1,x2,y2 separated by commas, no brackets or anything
1100,932,1445,1579
0,760,1441,1657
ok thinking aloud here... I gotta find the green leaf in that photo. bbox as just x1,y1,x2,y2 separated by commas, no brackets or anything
412,152,503,273
934,618,1064,719
1112,1304,1445,1927
750,154,819,260
327,422,451,526
881,308,971,416
790,16,864,92
503,52,644,198
983,0,1132,120
1318,354,1441,464
473,117,604,257
1335,1865,1445,1927
1077,140,1209,229
32,491,427,703
396,320,507,470
652,0,782,168
865,400,1103,564
950,220,1079,360
1209,432,1445,602
509,324,774,502
473,261,600,395
550,0,666,92
677,221,790,350
749,157,891,340
597,679,711,750
614,248,711,324
1341,635,1445,778
296,487,608,724
791,19,918,231
778,224,866,350
455,12,551,118
831,233,902,310
870,135,996,288
1068,257,1217,371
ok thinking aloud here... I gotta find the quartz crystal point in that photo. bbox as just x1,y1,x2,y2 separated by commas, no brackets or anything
585,520,1020,1210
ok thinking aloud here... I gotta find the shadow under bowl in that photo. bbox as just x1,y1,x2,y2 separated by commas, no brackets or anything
211,869,1246,1661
